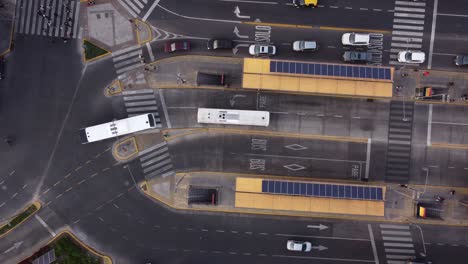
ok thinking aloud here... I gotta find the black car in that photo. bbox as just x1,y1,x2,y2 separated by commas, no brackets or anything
207,39,233,50
454,55,468,66
342,51,372,63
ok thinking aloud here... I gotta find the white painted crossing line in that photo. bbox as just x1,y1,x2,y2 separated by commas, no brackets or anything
387,261,406,264
385,248,415,253
393,18,425,25
392,30,424,37
35,215,57,237
395,0,426,7
394,7,425,13
382,230,412,235
394,12,425,18
146,42,155,61
393,24,424,31
143,0,161,22
380,224,410,230
384,243,414,248
392,37,422,42
382,236,413,242
113,45,142,56
386,255,416,259
391,42,422,48
117,0,138,17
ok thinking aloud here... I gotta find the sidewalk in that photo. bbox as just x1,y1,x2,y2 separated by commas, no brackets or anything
0,0,16,57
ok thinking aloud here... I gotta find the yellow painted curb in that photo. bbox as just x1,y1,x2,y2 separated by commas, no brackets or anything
319,26,390,34
162,127,367,143
105,79,123,96
82,39,111,63
415,100,468,106
0,201,41,239
18,229,112,264
430,143,468,150
113,137,139,161
0,11,15,57
135,19,152,45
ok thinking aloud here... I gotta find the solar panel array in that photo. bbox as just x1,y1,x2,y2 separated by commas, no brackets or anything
32,249,56,264
262,180,384,201
269,60,392,81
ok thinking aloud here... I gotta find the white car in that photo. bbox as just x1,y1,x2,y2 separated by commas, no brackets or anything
286,240,312,252
292,40,318,52
249,44,276,56
341,33,370,46
398,50,425,63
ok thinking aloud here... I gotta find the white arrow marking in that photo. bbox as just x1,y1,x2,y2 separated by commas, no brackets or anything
234,6,251,19
233,26,249,39
307,224,329,230
312,245,328,251
232,43,250,55
3,241,23,254
229,94,247,107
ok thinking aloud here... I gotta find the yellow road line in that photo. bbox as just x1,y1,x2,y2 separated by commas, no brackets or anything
430,143,468,150
242,21,390,34
319,26,390,34
242,21,313,29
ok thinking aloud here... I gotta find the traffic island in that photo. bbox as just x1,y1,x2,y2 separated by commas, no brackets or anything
104,79,123,97
112,137,139,162
0,201,41,238
134,19,152,45
82,39,110,63
19,230,112,264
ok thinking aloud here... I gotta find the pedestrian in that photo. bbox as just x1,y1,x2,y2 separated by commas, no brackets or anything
62,37,68,43
67,17,73,22
47,21,52,26
450,190,456,196
54,12,59,17
4,137,13,146
423,71,430,77
39,5,45,11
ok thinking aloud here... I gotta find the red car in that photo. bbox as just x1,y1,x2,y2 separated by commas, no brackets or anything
164,40,190,53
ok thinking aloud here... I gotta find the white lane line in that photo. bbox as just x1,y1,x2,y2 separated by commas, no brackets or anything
432,52,457,56
243,153,366,164
146,42,155,61
220,0,278,4
438,13,468,17
368,224,380,264
35,215,57,237
395,1,426,7
275,233,370,241
427,104,432,146
428,0,438,69
272,254,376,263
365,138,371,180
432,121,468,126
380,224,410,230
157,4,241,24
158,89,172,128
143,0,161,22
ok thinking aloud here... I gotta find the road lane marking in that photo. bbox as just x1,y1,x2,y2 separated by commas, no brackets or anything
368,224,380,264
385,248,415,253
242,153,366,164
272,254,375,262
53,181,61,187
157,4,241,24
437,13,468,17
365,138,371,180
432,121,468,126
146,42,155,61
56,194,63,199
382,230,411,235
380,224,410,229
395,1,426,7
142,0,160,22
393,18,425,25
428,0,438,69
64,173,71,179
275,233,370,241
158,89,172,128
432,52,457,56
394,7,425,13
220,0,278,4
75,166,82,171
65,187,73,192
77,179,86,185
90,173,98,178
35,215,56,237
394,13,425,18
427,104,432,146
383,243,414,247
382,236,413,242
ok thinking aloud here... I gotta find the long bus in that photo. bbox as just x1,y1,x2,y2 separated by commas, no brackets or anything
197,108,270,127
80,113,157,144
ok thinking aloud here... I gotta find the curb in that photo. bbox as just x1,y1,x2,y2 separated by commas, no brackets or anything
0,201,41,239
135,19,152,45
82,38,111,63
112,136,139,161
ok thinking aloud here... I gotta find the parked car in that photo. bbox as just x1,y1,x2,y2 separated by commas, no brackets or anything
343,51,373,63
454,55,468,66
207,39,233,50
164,40,190,53
292,40,318,52
398,50,425,63
292,0,318,8
286,240,312,252
341,33,370,46
248,44,276,56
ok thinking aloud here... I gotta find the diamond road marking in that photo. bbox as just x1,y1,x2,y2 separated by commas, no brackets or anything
283,164,306,171
285,144,307,151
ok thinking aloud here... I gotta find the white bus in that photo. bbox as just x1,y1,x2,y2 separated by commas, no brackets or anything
80,113,157,144
197,108,270,127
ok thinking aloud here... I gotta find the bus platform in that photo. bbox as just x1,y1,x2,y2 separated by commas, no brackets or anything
141,171,468,227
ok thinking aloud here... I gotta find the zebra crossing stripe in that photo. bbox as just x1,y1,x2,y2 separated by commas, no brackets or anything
382,236,413,242
386,255,415,259
115,56,140,68
392,30,423,37
113,50,141,63
25,0,33,34
31,0,39,34
19,0,26,34
143,0,160,22
383,243,414,248
380,224,410,229
72,1,81,38
117,0,138,17
392,36,422,42
387,260,407,264
116,63,143,75
394,12,425,18
391,42,422,48
394,7,425,13
395,0,426,7
133,0,145,9
113,45,141,56
393,18,425,25
385,248,415,253
393,24,424,31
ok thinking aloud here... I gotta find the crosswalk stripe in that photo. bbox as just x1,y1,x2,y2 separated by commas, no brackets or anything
19,0,26,34
142,0,148,3
139,141,166,156
117,0,139,17
127,106,159,113
380,224,410,230
389,61,419,66
31,0,39,34
124,94,155,101
54,0,62,36
116,63,143,75
125,100,157,107
133,0,145,9
387,261,406,264
386,255,415,259
392,36,422,42
394,7,425,13
114,56,141,68
383,242,414,248
393,24,424,31
141,153,170,167
72,1,81,38
393,18,425,25
395,0,426,7
123,89,154,95
392,30,424,37
394,12,425,18
113,45,142,56
24,0,33,34
385,248,415,253
125,0,141,14
382,236,413,242
143,159,172,173
391,42,422,48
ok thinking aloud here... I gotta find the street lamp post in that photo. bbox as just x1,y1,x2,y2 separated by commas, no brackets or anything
421,167,429,196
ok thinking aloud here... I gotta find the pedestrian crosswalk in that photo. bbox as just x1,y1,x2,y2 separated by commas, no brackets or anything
116,0,160,21
389,0,427,65
122,89,162,125
138,141,175,180
112,45,144,77
368,33,384,66
385,100,414,183
15,0,80,39
379,224,417,264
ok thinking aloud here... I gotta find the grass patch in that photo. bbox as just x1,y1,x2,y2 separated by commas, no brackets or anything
53,236,100,264
83,40,109,61
0,204,37,236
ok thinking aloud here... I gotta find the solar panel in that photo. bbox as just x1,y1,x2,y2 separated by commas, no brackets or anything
269,61,392,81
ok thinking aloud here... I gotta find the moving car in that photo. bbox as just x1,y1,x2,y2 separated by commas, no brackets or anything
286,240,312,252
164,40,190,53
207,39,233,50
292,0,318,8
341,33,370,46
454,55,468,66
343,51,373,63
249,44,276,56
292,40,318,52
398,50,425,63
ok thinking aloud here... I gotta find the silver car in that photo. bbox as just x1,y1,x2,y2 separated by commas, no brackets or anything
249,44,276,56
292,41,318,52
286,240,312,252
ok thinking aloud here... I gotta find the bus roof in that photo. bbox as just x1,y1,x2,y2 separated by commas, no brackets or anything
197,108,270,127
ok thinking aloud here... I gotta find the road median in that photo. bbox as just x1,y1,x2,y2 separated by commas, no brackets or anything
0,201,41,238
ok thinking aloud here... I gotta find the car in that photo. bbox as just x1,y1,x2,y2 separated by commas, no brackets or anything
286,240,312,252
341,33,370,46
397,50,425,63
164,40,190,53
207,39,233,50
292,0,318,8
343,51,372,63
454,55,468,66
248,44,276,56
292,40,318,52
